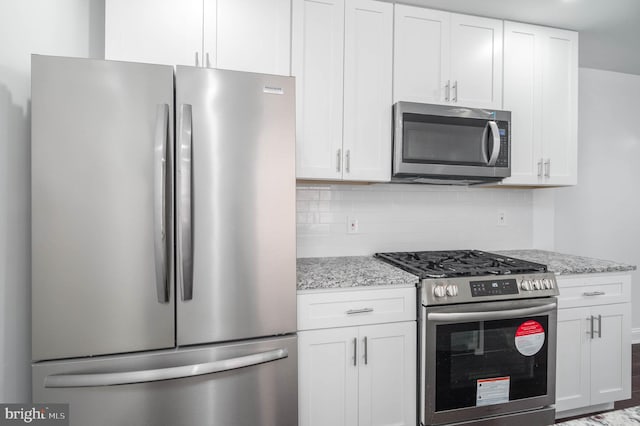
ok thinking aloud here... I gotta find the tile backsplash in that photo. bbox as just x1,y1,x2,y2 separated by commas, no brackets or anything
296,183,534,258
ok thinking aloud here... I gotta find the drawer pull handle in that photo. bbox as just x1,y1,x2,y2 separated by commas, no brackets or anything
346,308,374,315
583,291,605,297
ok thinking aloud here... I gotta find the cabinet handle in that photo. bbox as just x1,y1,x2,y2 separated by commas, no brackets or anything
544,159,551,177
206,52,212,68
364,336,368,365
445,80,451,102
583,291,605,297
195,52,200,67
345,150,351,174
346,307,374,315
597,314,602,338
452,80,458,102
537,159,543,177
353,337,357,366
336,149,342,173
587,316,594,339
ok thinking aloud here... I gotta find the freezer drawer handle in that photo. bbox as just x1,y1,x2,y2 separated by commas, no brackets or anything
43,348,288,388
427,302,557,322
178,104,194,301
154,103,170,303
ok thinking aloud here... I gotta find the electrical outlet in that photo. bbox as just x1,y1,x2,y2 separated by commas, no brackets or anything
347,216,359,234
497,211,507,226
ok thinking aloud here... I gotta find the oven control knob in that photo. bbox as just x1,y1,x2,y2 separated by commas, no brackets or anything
434,285,447,298
446,284,459,297
542,279,550,289
520,280,532,291
546,279,555,289
533,280,542,290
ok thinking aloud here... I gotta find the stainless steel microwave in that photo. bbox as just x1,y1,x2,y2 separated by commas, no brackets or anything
392,102,511,184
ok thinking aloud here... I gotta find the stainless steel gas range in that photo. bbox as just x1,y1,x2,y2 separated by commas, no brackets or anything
376,250,559,426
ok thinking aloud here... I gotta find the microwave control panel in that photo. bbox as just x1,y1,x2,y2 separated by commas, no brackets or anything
495,121,509,168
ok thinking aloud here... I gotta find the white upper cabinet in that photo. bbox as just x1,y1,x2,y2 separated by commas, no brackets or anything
292,0,345,180
105,0,203,66
105,0,291,75
394,5,503,109
449,14,503,109
393,6,449,105
342,0,393,181
502,21,578,186
293,0,393,181
204,0,291,75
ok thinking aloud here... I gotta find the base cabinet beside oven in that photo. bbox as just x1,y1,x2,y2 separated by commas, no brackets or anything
297,287,417,426
555,273,632,418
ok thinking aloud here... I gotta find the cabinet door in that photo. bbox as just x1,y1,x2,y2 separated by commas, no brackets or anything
502,22,543,185
105,0,203,66
298,328,359,426
541,28,578,185
342,0,392,182
450,13,503,109
293,0,345,179
205,0,291,75
358,322,416,426
590,303,631,405
393,5,450,104
556,307,591,412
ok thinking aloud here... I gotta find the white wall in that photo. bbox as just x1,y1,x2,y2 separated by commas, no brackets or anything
297,184,535,257
0,0,104,402
554,68,640,336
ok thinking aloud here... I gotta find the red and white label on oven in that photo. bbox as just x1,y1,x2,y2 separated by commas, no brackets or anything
476,376,510,406
515,320,545,356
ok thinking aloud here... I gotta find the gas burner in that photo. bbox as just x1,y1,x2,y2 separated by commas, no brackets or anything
375,250,547,280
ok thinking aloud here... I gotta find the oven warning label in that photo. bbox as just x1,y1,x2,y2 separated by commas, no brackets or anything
515,320,545,356
476,376,510,406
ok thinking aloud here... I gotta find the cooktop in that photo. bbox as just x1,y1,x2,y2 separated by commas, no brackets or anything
375,249,547,279
375,250,558,305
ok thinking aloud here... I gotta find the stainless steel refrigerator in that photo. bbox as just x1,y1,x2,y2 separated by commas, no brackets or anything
31,55,297,426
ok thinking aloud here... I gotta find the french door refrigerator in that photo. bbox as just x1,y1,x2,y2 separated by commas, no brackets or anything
31,55,297,426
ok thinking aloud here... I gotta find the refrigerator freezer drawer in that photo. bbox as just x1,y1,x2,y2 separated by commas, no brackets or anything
32,335,297,426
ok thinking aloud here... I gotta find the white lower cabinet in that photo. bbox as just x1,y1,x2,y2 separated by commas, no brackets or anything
299,322,416,426
555,274,632,417
297,288,417,426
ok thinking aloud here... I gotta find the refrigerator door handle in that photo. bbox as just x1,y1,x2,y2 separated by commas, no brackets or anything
154,104,170,303
43,348,288,388
178,104,194,301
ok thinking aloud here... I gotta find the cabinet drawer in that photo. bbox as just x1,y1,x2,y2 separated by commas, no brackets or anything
297,287,416,330
556,274,631,309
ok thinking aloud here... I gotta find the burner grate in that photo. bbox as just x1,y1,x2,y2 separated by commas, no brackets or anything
375,250,547,279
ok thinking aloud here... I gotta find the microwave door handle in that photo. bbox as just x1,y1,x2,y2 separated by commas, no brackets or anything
487,121,501,166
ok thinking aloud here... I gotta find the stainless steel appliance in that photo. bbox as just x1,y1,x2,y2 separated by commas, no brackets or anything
31,55,297,426
376,250,559,426
392,102,511,184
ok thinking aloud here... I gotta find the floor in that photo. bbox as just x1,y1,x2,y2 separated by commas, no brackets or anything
558,343,640,423
613,343,640,410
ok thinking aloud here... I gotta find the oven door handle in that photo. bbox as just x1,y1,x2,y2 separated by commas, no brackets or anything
427,302,557,322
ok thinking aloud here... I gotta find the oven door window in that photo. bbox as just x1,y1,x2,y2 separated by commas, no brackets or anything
435,316,548,412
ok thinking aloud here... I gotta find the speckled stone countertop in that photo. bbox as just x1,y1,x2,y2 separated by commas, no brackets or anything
496,249,636,275
297,256,419,291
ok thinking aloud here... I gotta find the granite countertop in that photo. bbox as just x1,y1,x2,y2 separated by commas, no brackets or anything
495,249,637,276
297,250,636,291
296,256,419,291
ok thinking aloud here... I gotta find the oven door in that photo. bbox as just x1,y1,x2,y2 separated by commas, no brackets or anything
420,298,557,426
